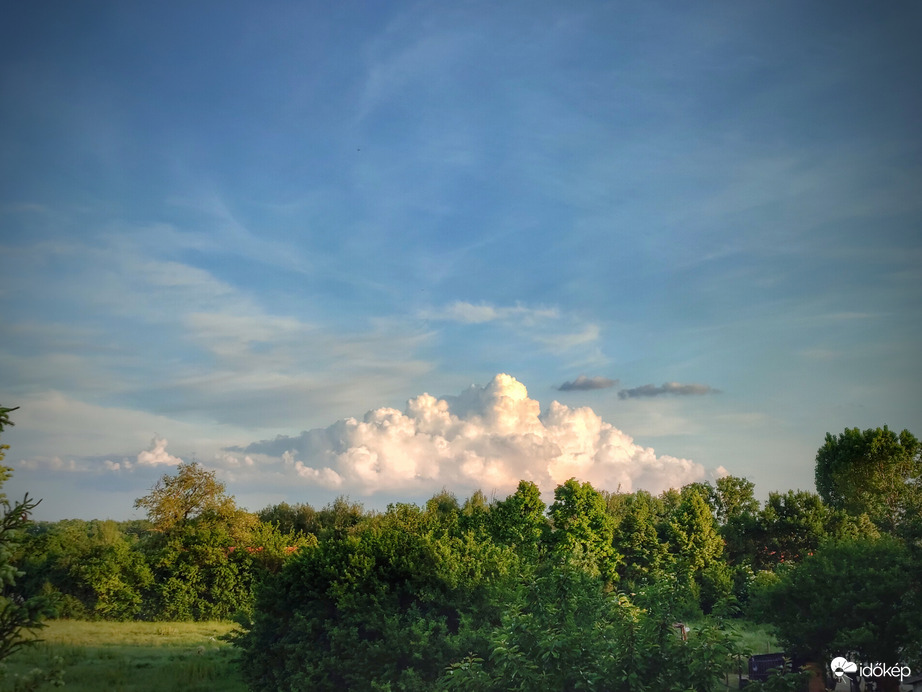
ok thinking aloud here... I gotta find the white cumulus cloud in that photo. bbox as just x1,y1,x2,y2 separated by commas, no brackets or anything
136,436,183,466
239,374,706,496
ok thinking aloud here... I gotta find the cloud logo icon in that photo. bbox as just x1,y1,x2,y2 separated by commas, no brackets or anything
831,657,858,678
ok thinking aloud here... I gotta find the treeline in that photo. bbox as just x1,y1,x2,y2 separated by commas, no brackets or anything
16,475,876,623
13,426,922,690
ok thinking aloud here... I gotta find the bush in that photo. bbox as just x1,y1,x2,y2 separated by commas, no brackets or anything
439,557,741,691
233,504,518,691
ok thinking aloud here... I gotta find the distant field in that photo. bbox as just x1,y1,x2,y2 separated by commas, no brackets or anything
0,620,245,692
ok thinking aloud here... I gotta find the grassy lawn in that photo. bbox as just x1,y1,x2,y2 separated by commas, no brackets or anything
0,620,246,692
728,619,780,656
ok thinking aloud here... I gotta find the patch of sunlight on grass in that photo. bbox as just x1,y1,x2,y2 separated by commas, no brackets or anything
1,620,246,692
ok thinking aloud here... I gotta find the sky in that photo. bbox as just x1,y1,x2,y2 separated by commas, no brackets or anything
1,1,920,521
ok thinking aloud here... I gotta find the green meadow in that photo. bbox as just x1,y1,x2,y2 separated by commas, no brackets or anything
0,621,245,692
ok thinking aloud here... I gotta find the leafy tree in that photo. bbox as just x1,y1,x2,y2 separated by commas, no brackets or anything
19,519,152,620
815,426,921,531
234,502,518,691
257,501,318,536
753,490,878,570
751,536,921,692
711,475,759,525
666,489,723,574
313,496,370,540
440,557,741,691
549,478,620,582
135,463,304,620
488,480,548,556
660,489,726,614
0,407,55,662
134,462,236,533
612,491,669,590
144,512,255,620
458,490,491,538
259,497,370,540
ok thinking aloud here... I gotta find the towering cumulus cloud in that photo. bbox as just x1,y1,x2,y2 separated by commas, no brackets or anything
239,375,705,496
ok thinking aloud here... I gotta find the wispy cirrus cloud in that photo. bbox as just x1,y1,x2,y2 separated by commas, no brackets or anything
420,300,558,325
419,300,605,367
618,382,721,399
1,232,435,430
557,375,618,391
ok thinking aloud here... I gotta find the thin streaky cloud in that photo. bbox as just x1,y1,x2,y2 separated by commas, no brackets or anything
420,301,558,324
618,382,721,399
557,375,618,391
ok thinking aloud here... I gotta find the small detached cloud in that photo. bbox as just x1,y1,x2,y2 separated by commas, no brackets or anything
234,374,708,497
136,436,183,466
557,375,618,391
618,382,721,399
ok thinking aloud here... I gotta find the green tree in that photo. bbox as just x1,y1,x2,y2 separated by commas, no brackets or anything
0,407,56,662
488,480,548,556
711,475,759,525
815,426,921,531
612,491,668,590
549,479,620,582
440,558,741,692
458,490,491,539
134,462,236,533
257,501,318,536
662,489,726,614
135,463,302,620
313,496,370,540
751,536,921,692
20,519,152,620
142,516,242,620
667,490,723,573
753,490,878,570
234,502,518,691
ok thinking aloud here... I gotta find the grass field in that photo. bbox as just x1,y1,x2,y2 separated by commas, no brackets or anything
0,620,246,692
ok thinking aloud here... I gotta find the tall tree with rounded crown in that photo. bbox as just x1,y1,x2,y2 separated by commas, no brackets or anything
815,426,921,532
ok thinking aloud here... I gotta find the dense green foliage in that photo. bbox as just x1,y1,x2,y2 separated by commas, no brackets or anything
19,519,153,620
750,536,919,663
815,426,921,532
20,463,312,624
439,560,740,692
0,407,56,668
236,501,517,691
10,423,921,690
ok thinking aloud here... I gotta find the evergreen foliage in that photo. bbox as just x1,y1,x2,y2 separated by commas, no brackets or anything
0,408,56,662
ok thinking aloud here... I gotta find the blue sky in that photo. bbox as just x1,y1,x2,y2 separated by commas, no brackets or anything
1,2,920,520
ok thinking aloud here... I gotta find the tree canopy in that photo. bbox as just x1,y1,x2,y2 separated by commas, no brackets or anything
134,462,237,533
815,426,921,531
